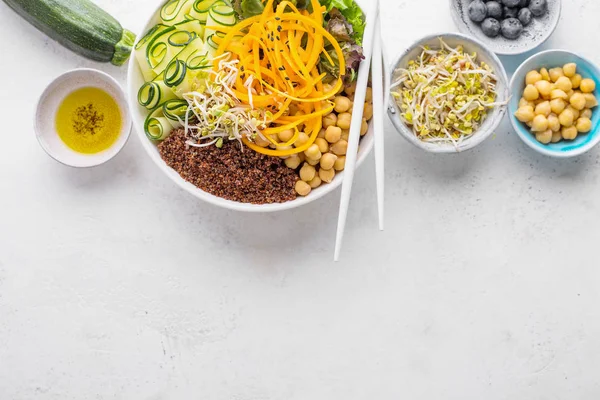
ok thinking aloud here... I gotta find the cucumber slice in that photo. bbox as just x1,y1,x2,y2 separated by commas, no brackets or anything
204,3,235,42
144,107,173,141
164,59,188,88
135,25,174,81
163,99,195,123
189,0,219,23
161,0,194,24
138,77,177,109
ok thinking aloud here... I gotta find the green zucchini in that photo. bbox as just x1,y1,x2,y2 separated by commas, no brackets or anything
1,0,135,66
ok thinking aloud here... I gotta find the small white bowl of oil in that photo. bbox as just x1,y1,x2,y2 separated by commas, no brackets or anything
35,68,132,167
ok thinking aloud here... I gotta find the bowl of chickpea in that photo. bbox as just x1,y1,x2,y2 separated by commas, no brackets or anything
509,50,600,158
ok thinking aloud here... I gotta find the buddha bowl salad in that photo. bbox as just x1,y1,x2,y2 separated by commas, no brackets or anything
136,0,373,204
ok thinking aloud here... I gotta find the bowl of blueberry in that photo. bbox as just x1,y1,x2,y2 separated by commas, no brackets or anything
450,0,561,55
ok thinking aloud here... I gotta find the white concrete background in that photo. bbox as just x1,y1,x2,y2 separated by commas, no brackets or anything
1,0,600,399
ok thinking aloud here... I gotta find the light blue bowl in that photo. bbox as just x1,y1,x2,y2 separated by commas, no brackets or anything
509,50,600,158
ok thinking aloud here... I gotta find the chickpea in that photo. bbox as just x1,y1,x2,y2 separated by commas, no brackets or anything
550,98,566,114
317,129,327,139
526,121,534,128
567,105,580,120
334,155,346,171
576,117,592,133
551,131,562,143
581,108,593,119
295,180,312,196
549,67,565,82
536,129,553,144
344,81,357,97
322,83,335,95
566,90,575,101
304,144,322,161
548,114,561,132
515,106,535,122
570,92,587,110
360,119,369,136
551,89,568,100
555,76,573,92
570,74,583,89
299,163,316,182
319,167,335,183
562,125,578,140
580,79,596,93
255,134,270,147
307,157,320,166
341,130,350,141
361,87,371,103
519,97,535,108
325,126,342,143
298,152,305,162
319,153,338,170
295,132,310,147
278,129,294,142
584,93,598,108
535,101,551,117
309,175,322,189
535,80,553,98
563,63,577,78
531,114,549,132
523,84,540,101
288,103,299,115
559,108,575,127
526,70,543,85
540,68,550,81
334,96,352,113
315,138,329,154
284,154,302,169
323,113,337,128
337,112,352,130
330,139,348,156
363,103,374,120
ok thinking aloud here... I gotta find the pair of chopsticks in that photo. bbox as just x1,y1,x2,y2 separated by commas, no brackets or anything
334,0,384,262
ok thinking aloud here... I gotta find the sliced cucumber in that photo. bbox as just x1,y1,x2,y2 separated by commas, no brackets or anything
189,0,220,22
160,0,194,25
138,77,177,110
144,107,173,141
163,99,195,125
135,24,174,81
204,2,235,42
164,59,188,88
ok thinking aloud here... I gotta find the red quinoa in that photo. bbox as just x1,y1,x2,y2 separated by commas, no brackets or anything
158,129,298,204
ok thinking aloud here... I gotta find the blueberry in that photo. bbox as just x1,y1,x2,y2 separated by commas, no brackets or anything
481,18,501,37
502,0,520,7
486,1,503,19
468,0,488,23
518,0,529,6
503,6,518,18
518,7,533,25
529,0,547,16
501,17,524,39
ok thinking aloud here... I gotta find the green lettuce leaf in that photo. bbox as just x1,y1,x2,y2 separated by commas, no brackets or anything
319,0,366,44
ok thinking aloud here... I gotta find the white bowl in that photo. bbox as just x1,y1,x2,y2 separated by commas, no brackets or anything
450,0,561,56
127,0,380,212
387,33,509,154
35,68,132,168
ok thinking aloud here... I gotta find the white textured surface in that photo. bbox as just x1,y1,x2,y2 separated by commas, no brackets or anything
2,0,600,399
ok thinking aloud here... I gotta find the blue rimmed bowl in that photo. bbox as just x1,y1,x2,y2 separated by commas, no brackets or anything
509,50,600,158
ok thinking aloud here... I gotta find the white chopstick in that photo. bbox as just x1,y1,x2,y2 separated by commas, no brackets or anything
334,0,380,262
372,16,385,231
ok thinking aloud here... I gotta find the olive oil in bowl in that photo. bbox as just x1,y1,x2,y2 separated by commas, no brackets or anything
55,87,122,154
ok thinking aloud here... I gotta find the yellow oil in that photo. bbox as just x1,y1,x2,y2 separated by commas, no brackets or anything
55,87,122,154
